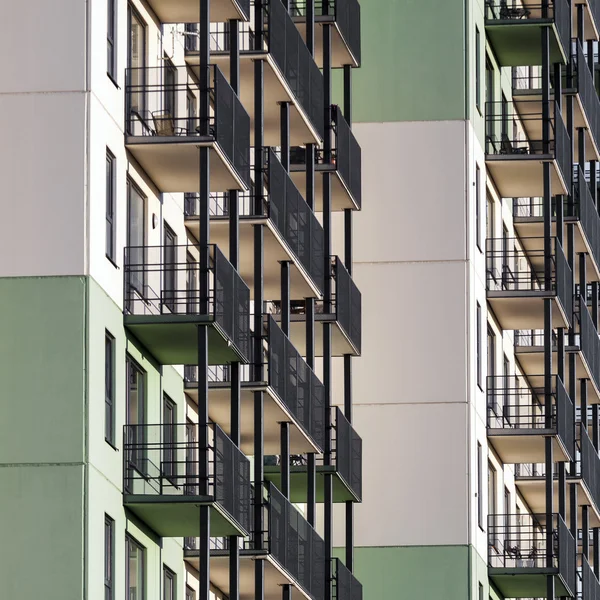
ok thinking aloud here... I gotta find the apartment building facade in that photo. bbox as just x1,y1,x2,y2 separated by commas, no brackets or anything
0,1,362,600
342,0,600,598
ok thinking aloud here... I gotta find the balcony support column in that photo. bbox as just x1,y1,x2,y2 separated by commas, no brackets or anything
584,505,591,559
579,127,586,172
198,504,211,600
591,162,599,210
306,144,315,211
542,27,552,290
593,282,599,330
281,261,290,337
582,379,588,439
589,41,596,78
593,404,599,451
594,527,600,576
280,422,290,498
307,452,316,526
280,102,290,172
557,329,565,382
545,440,554,600
570,482,578,540
306,0,314,56
558,461,566,520
577,4,584,45
580,252,587,316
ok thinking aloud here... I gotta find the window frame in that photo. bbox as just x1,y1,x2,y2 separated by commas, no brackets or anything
105,515,115,600
126,534,145,600
105,331,116,446
476,164,482,252
477,441,484,530
475,27,482,112
106,149,117,263
476,302,482,390
185,585,196,600
163,565,176,600
107,0,117,81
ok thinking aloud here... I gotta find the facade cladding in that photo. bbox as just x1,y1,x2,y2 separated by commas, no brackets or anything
0,1,362,600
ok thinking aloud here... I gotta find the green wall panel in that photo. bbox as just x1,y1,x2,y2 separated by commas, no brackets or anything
0,465,84,600
0,276,86,463
344,0,467,123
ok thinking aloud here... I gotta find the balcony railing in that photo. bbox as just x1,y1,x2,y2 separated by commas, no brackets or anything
487,374,575,460
485,100,572,193
331,407,362,501
123,244,251,362
486,236,573,322
290,0,361,65
578,294,600,392
573,40,600,155
125,64,251,187
579,423,600,514
581,554,600,600
485,1,570,60
488,512,575,595
123,423,251,533
186,316,326,451
331,257,361,352
185,149,325,294
574,165,600,271
209,0,324,139
333,558,362,600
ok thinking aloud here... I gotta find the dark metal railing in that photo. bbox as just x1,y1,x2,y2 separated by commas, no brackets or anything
581,554,600,600
268,316,325,451
333,256,361,353
486,375,574,460
485,1,570,60
333,558,362,600
578,295,600,392
125,65,250,187
123,423,251,533
579,423,600,515
290,0,361,65
575,40,600,155
574,165,600,271
123,244,251,362
185,149,325,294
486,236,573,323
488,513,575,593
485,100,571,191
333,407,362,500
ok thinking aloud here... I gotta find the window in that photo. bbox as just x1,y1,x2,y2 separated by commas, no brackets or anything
185,418,197,495
105,332,115,445
475,28,481,111
477,442,483,529
186,252,198,314
476,165,482,251
164,57,177,119
104,515,114,600
485,57,494,140
164,224,177,312
163,395,176,481
478,583,484,600
126,178,146,303
186,586,196,600
187,88,198,135
163,566,175,600
126,535,145,600
184,23,198,52
107,0,117,79
486,194,494,242
106,149,116,262
503,355,510,423
125,355,146,487
488,326,496,383
476,303,482,389
489,462,497,545
128,5,146,114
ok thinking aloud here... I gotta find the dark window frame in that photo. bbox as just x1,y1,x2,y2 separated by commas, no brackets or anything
125,354,147,487
105,331,116,446
163,394,177,482
488,460,498,547
163,223,177,313
105,514,115,600
476,302,482,390
107,0,117,80
185,585,196,600
126,534,146,600
163,565,176,600
106,149,116,263
475,27,482,112
476,165,482,252
163,56,177,119
477,441,483,530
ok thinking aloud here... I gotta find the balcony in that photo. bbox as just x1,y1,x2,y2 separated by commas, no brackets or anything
125,65,250,193
142,0,249,24
485,0,570,66
581,555,600,600
123,244,250,365
184,316,325,454
488,513,575,598
186,149,324,300
512,40,600,162
512,167,600,281
515,426,600,526
269,256,361,356
332,558,362,600
289,106,362,211
485,101,571,198
577,295,600,394
486,236,573,330
123,423,251,537
185,483,326,600
487,375,575,464
514,329,600,403
264,407,362,503
290,0,361,68
187,0,324,145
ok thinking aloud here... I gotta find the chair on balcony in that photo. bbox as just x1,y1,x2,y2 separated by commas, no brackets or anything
152,111,185,136
500,133,529,155
499,5,531,19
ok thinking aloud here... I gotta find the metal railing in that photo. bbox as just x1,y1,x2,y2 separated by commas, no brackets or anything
209,0,324,139
579,423,600,515
578,294,600,392
575,40,600,155
123,423,251,533
185,149,325,294
333,257,361,352
125,65,250,187
268,316,325,451
574,165,600,272
290,0,361,65
487,375,574,460
123,244,251,362
333,558,362,600
333,407,362,500
485,100,572,192
488,513,575,593
485,1,570,60
581,554,600,600
486,236,573,322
